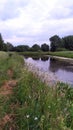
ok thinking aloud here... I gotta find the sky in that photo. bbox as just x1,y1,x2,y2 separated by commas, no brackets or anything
0,0,73,46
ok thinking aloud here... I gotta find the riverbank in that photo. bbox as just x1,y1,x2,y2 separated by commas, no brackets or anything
49,55,73,64
49,51,73,59
0,52,73,130
25,62,58,86
18,51,73,59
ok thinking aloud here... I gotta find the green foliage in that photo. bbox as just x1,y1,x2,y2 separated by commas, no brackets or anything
30,44,41,51
41,43,49,51
56,48,68,51
49,51,73,58
0,52,73,130
2,43,7,51
6,42,14,51
49,35,73,52
0,52,24,85
18,51,49,57
15,45,30,52
0,33,4,51
12,73,73,130
63,36,73,50
49,35,63,52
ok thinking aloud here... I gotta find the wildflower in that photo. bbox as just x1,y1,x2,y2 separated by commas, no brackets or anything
34,117,38,120
26,115,30,118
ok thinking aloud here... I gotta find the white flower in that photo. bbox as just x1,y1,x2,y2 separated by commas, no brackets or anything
34,117,38,120
26,115,29,118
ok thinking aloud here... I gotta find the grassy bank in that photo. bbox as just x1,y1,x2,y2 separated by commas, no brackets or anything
49,51,73,58
18,51,73,59
0,52,73,130
18,51,49,57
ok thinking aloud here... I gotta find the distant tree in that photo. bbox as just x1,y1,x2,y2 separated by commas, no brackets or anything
6,42,14,51
31,44,41,51
15,45,30,52
2,43,7,51
0,33,4,51
41,43,49,51
49,35,62,51
63,36,73,50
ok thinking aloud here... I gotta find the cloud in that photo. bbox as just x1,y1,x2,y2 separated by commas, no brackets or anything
0,0,73,46
0,0,29,20
50,7,73,19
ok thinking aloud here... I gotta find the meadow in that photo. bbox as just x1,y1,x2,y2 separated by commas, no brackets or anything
18,51,73,59
0,51,73,130
49,51,73,58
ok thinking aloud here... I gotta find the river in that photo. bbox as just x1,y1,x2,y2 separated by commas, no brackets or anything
24,56,73,85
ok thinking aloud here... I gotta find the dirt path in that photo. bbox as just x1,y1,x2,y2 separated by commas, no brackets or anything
0,69,17,129
0,80,17,96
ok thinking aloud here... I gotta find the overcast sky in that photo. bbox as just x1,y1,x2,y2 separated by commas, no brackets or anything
0,0,73,46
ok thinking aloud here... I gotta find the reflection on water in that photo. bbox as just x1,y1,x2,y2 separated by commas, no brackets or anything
50,58,73,73
24,56,73,85
32,57,40,60
41,56,49,61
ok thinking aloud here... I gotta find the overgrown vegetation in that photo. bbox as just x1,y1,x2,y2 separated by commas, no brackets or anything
18,51,73,59
0,52,73,129
18,51,49,57
49,51,73,58
49,35,73,51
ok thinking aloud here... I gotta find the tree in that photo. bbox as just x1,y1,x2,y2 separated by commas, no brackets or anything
6,42,14,51
63,36,73,50
31,44,40,51
15,45,30,52
49,35,62,51
2,43,7,51
41,43,49,51
0,33,4,51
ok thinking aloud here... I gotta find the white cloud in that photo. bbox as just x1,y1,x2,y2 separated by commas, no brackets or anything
0,0,73,46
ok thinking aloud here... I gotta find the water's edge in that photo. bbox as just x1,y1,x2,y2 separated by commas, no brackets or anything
25,61,59,86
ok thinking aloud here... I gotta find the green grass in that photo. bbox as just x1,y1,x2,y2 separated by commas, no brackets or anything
0,52,24,85
0,51,73,130
49,51,73,58
18,51,73,59
12,72,73,130
18,51,49,57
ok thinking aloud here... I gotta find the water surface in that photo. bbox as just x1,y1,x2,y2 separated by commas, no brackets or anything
25,56,73,85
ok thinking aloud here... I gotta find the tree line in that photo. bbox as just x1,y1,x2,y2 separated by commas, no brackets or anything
0,33,73,52
0,33,49,52
50,35,73,51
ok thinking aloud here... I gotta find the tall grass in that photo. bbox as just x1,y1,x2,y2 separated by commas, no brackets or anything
13,71,73,130
18,51,73,58
18,51,49,57
0,52,24,85
49,51,73,58
0,51,73,130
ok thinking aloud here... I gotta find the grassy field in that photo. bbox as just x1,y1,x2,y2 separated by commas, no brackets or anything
18,51,49,57
18,51,73,59
49,51,73,58
0,51,73,130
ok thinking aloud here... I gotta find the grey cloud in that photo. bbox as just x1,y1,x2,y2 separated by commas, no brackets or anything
49,7,73,20
0,2,19,20
1,0,73,46
0,0,29,21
